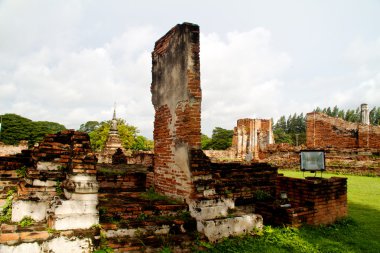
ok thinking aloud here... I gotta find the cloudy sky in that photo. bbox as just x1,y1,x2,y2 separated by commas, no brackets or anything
1,0,379,138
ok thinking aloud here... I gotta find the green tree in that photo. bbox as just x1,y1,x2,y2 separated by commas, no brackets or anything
370,107,380,125
202,127,233,150
273,128,293,144
0,113,65,146
201,133,212,149
79,121,100,133
273,113,306,145
131,136,154,151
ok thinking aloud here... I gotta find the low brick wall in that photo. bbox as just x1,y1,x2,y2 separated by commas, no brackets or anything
276,176,347,225
190,149,278,203
97,165,147,193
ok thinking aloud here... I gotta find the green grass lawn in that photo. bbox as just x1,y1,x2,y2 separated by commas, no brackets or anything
200,171,380,253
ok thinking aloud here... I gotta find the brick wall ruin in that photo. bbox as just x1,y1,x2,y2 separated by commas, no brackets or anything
306,112,380,149
0,130,99,252
232,118,274,159
275,176,347,226
15,130,99,230
151,23,201,200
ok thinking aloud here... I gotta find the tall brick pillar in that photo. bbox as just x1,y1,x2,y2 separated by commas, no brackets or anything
151,23,201,200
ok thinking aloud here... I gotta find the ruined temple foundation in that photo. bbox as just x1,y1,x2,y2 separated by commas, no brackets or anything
232,118,274,160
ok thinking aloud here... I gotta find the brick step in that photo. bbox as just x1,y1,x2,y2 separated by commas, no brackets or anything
197,213,263,242
99,192,190,225
102,229,196,252
189,198,234,221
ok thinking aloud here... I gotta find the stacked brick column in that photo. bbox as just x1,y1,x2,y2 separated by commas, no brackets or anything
151,23,201,200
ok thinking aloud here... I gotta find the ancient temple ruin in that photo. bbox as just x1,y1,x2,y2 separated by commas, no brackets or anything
0,22,350,252
232,118,274,160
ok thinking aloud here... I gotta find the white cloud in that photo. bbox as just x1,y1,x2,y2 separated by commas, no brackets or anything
201,28,292,135
1,0,379,141
0,26,156,138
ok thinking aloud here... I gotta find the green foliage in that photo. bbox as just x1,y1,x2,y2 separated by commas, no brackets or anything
55,181,63,196
131,135,154,151
202,127,234,150
137,213,148,221
273,114,306,145
315,105,380,125
94,231,114,253
254,190,272,201
160,246,172,253
84,119,153,151
0,113,65,147
140,188,168,202
79,121,100,133
139,187,180,204
93,249,114,253
201,134,212,149
0,189,15,223
369,106,380,125
19,216,35,227
16,166,27,178
46,227,58,234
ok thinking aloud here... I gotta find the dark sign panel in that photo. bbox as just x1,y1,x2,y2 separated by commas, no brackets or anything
300,151,325,171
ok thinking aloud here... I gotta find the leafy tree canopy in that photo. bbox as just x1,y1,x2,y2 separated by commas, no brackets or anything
0,113,66,146
79,121,100,133
202,127,233,150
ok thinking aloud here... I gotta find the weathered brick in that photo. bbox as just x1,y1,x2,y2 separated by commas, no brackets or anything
0,233,20,244
20,231,50,242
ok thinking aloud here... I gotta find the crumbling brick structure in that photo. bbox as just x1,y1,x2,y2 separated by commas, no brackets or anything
0,150,32,198
151,23,201,200
232,118,274,159
306,112,380,149
13,130,99,230
275,176,347,226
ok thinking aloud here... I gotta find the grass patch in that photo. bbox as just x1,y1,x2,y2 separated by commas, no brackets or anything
0,189,15,223
199,171,380,252
139,188,181,204
16,166,27,178
19,216,35,227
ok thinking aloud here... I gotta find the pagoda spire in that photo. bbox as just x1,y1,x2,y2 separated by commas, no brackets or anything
112,102,116,120
110,103,118,133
